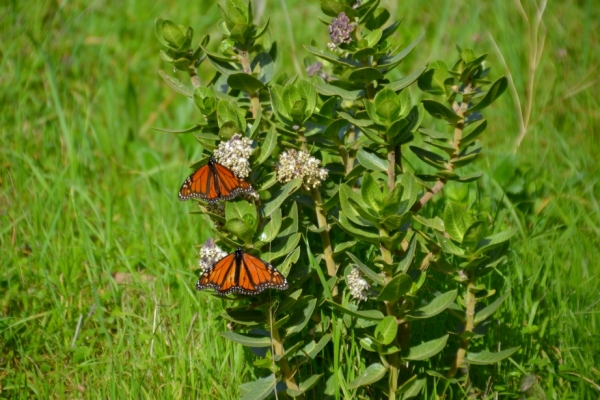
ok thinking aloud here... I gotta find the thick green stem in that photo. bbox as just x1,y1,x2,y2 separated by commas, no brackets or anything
447,273,476,378
271,326,302,394
380,240,400,400
238,50,259,118
387,146,395,191
311,188,337,278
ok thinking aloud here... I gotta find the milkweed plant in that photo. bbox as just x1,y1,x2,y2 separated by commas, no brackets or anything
154,0,517,398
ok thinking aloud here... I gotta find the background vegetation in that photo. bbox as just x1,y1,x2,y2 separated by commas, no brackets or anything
1,0,598,398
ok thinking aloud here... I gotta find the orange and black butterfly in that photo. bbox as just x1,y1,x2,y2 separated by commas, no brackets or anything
196,247,289,296
178,156,253,202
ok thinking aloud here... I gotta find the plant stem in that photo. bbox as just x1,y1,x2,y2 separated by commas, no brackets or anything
411,98,469,212
238,49,260,118
447,272,476,378
387,146,396,191
380,241,400,400
271,326,301,393
311,188,337,278
188,65,201,89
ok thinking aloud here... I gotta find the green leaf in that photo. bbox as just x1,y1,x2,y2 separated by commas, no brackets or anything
397,233,417,273
155,19,187,49
364,7,390,30
360,172,384,213
336,111,373,127
285,297,317,336
303,45,360,68
462,221,486,251
286,374,323,397
337,214,380,244
261,179,302,218
466,346,520,365
410,146,448,169
313,80,364,101
378,31,424,69
219,331,272,347
357,148,388,172
269,84,294,125
221,308,266,326
276,246,300,278
418,127,448,140
422,99,461,124
296,79,317,122
374,88,401,124
461,119,487,147
227,73,264,93
346,252,385,286
153,124,204,134
258,208,281,243
375,316,398,345
475,227,518,254
326,300,384,320
239,375,276,400
403,334,449,360
417,61,449,96
217,99,245,131
407,290,458,320
399,173,418,210
349,67,385,84
377,274,412,301
348,363,388,389
256,126,277,165
387,66,427,92
278,201,298,236
339,184,373,227
413,215,445,231
262,232,301,263
158,70,193,97
360,337,379,352
443,202,468,242
252,52,275,84
468,76,508,113
321,0,358,17
474,291,510,325
252,17,270,40
434,231,464,256
396,376,426,398
299,334,332,359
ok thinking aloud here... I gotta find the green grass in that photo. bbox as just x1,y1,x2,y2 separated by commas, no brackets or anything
1,0,599,398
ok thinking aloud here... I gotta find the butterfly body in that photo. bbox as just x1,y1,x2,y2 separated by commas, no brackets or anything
197,248,289,296
178,157,253,202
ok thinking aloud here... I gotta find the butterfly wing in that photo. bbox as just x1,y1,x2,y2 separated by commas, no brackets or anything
196,251,288,296
178,164,216,201
178,162,253,202
212,163,253,201
238,253,289,295
196,253,237,294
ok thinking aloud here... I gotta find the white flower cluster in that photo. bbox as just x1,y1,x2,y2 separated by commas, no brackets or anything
275,149,329,189
347,266,370,302
198,238,228,271
213,134,253,178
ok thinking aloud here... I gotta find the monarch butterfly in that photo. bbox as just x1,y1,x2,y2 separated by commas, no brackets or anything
178,156,253,202
197,247,289,295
